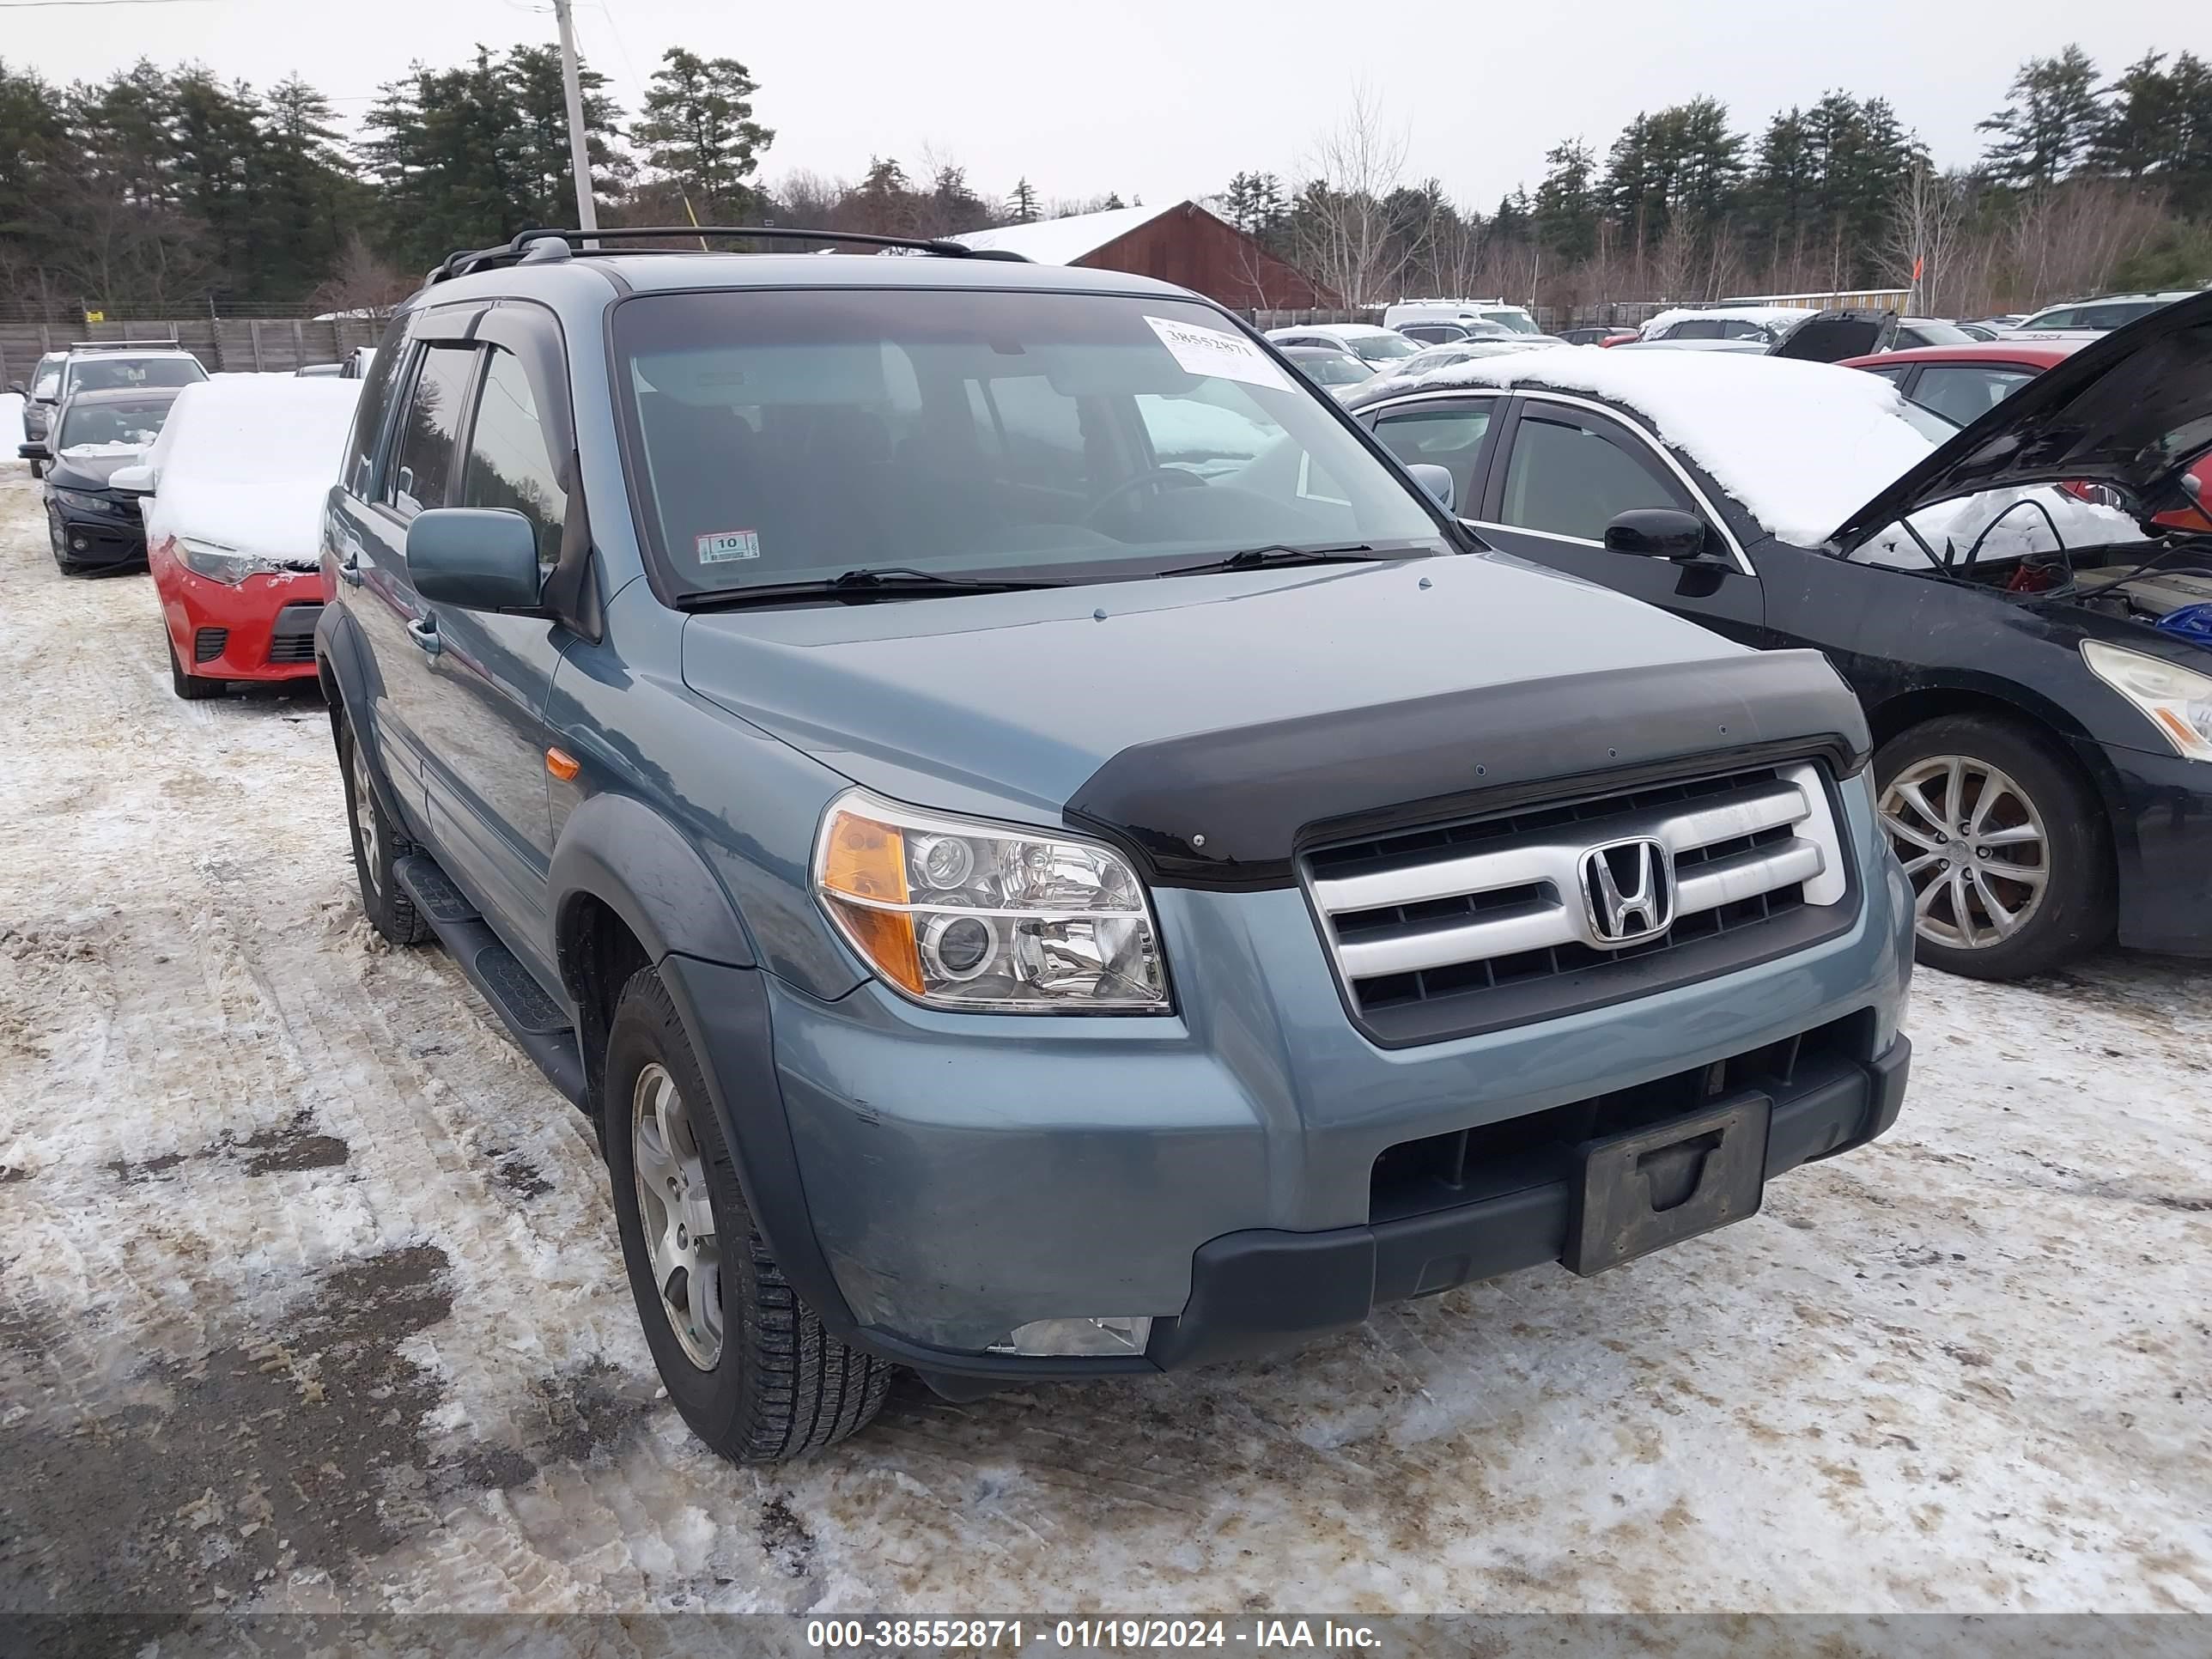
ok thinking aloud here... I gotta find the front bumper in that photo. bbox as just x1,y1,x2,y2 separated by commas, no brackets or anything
868,1035,1909,1395
51,502,146,568
2086,736,2212,957
151,549,326,683
661,772,1913,1380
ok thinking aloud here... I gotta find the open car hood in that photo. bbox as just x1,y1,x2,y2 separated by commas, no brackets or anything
1767,309,1898,363
1829,288,2212,550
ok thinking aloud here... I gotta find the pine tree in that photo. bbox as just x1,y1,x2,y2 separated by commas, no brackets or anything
1008,176,1039,222
502,44,627,229
1531,139,1598,263
631,46,773,222
1978,45,2106,188
254,76,362,301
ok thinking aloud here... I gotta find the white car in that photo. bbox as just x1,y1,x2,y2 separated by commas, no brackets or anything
1264,323,1425,369
1382,300,1562,343
2006,292,2201,341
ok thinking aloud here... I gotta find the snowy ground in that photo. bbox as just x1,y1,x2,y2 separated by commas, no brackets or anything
0,456,2206,1618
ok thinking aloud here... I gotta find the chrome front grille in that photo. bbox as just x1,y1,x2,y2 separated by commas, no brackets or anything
1307,763,1855,1045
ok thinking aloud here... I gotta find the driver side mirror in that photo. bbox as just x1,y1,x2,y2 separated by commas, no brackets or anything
1604,507,1708,562
6,380,23,398
1407,463,1455,514
109,462,155,494
17,441,52,464
406,507,544,611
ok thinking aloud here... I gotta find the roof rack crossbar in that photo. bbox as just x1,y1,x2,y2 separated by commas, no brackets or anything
424,224,1028,286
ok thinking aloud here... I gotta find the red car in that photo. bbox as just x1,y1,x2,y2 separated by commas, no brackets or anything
1839,342,2212,532
113,378,363,699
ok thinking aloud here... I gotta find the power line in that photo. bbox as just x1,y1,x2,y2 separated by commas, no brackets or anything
0,0,214,9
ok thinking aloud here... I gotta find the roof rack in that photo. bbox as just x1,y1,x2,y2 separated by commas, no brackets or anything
424,225,1028,287
68,339,191,351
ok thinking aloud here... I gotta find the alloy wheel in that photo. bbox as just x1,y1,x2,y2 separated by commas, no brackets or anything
1878,755,2050,951
350,738,381,893
632,1062,724,1369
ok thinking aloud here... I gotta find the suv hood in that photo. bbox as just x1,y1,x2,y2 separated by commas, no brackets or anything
1829,287,2212,550
681,555,1869,884
1767,309,1899,363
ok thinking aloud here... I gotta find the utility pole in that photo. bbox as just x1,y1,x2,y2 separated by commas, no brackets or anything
552,0,598,238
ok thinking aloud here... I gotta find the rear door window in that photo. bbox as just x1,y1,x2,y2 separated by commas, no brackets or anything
385,345,477,520
1910,365,2036,427
461,347,568,568
1497,409,1693,541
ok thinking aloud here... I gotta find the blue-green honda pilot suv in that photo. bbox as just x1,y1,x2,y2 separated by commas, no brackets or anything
316,228,1913,1462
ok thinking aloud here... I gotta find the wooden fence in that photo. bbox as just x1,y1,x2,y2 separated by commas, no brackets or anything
0,316,387,388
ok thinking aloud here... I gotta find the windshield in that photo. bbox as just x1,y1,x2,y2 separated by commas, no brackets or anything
1297,352,1373,386
1905,320,1975,346
65,356,207,394
59,399,171,449
1352,333,1423,360
32,370,61,399
613,289,1448,598
1481,310,1540,335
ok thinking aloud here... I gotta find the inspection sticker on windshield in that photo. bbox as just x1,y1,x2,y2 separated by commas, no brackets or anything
696,529,761,563
1145,315,1291,392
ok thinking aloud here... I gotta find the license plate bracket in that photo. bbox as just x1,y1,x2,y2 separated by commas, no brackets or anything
1566,1092,1771,1276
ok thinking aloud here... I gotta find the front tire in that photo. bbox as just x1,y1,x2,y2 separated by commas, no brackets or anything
1875,714,2112,979
604,967,890,1463
335,708,431,945
167,637,223,700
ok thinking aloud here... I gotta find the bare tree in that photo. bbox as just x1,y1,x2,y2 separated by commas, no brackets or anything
1291,89,1413,307
307,234,415,318
1883,162,1969,315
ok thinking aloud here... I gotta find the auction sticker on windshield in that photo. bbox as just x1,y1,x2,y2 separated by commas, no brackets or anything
1146,315,1291,392
697,529,762,562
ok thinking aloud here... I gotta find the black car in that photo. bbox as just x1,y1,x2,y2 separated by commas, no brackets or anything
12,351,68,477
1347,291,2212,979
21,386,182,573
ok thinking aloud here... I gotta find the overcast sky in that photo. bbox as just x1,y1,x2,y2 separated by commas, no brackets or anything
2,0,2194,210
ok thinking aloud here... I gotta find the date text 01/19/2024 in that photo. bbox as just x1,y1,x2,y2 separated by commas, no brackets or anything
804,1620,1383,1650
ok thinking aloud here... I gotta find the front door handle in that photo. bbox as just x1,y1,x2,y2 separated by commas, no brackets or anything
407,616,442,658
337,551,363,587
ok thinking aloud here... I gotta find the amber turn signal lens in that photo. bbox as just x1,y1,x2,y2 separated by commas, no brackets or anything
818,809,923,994
544,747,580,782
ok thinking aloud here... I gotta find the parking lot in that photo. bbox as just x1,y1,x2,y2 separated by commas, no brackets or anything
0,455,2206,1616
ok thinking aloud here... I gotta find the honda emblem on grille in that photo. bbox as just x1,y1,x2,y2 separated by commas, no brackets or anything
1581,837,1675,945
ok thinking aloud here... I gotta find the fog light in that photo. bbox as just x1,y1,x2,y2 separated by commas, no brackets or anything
71,535,89,550
988,1316,1153,1357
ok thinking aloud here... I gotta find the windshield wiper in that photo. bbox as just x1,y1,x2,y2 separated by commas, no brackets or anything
676,566,1070,610
1158,543,1415,578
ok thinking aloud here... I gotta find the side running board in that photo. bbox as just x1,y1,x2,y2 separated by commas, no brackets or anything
394,853,588,1110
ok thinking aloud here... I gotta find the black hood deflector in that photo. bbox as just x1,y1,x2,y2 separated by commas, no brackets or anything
1830,288,2212,550
1066,649,1870,889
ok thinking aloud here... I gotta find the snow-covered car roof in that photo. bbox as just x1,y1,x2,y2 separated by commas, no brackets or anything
1367,346,1938,544
1640,305,1814,336
145,377,363,558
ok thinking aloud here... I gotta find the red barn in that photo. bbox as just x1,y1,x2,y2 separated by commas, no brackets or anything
952,200,1336,310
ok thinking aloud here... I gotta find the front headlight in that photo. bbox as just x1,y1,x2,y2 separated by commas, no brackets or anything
178,538,282,586
812,790,1170,1012
2082,641,2212,761
54,488,116,514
